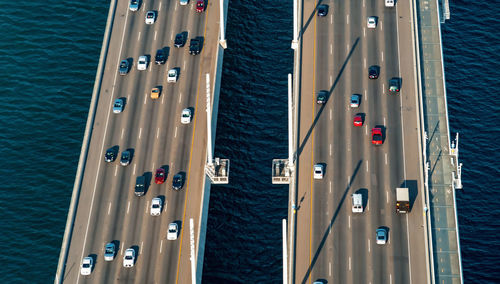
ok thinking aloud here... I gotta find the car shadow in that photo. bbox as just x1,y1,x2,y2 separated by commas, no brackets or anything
88,254,97,273
143,171,152,194
157,195,166,213
402,180,418,212
374,125,386,144
356,188,369,210
131,245,139,264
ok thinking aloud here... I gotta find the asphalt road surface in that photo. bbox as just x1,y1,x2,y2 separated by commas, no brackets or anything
293,0,427,283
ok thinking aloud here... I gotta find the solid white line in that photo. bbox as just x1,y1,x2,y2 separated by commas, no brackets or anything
107,202,111,215
385,153,388,164
174,127,178,138
79,10,129,282
127,201,130,214
157,127,160,138
133,164,136,175
139,128,142,139
140,242,143,254
137,32,141,41
114,165,118,176
160,240,163,253
121,128,124,139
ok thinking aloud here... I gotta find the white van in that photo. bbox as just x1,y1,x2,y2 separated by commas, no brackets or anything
352,194,363,213
385,0,395,7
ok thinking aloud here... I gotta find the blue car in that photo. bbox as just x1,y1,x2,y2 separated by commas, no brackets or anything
113,98,124,113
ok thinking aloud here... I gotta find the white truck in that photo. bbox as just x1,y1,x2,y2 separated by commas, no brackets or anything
351,193,363,213
396,187,410,213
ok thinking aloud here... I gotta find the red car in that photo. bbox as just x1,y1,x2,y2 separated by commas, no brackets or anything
353,115,363,127
196,0,204,13
155,168,166,184
371,128,383,145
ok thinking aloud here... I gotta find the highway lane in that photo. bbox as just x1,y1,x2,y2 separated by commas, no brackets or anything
294,0,426,283
62,0,217,283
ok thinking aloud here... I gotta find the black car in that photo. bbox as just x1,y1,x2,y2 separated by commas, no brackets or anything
155,49,166,64
317,4,328,17
317,90,327,104
174,33,186,48
389,78,400,93
189,38,201,55
369,66,379,79
135,176,146,196
119,60,130,75
104,147,117,163
172,174,183,190
120,150,131,166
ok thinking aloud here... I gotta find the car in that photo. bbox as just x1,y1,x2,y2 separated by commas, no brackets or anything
316,90,327,104
368,66,379,79
155,168,166,184
150,197,162,216
167,69,178,83
196,0,204,13
174,32,187,48
80,257,93,275
172,174,183,190
123,248,136,267
151,87,161,99
137,55,148,71
350,94,360,108
313,164,324,179
181,108,192,124
189,38,201,55
104,242,116,261
317,4,328,17
167,222,179,240
353,114,363,127
180,0,189,5
129,0,140,11
155,49,166,64
120,150,131,166
104,147,117,163
367,16,377,28
113,98,124,113
135,176,146,196
371,128,383,145
389,78,400,93
145,11,156,25
119,60,130,75
376,227,388,244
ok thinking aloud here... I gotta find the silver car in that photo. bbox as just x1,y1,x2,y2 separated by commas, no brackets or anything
376,227,388,245
129,0,140,11
119,60,129,75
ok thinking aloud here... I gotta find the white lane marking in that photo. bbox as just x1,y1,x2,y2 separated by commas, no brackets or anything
384,117,386,126
139,128,142,139
133,164,136,175
174,126,178,138
329,144,332,156
184,61,186,70
159,2,162,11
365,125,368,135
364,89,367,100
144,94,147,104
145,200,149,214
385,153,388,164
142,4,145,11
363,0,366,7
79,10,129,283
138,32,141,41
330,181,332,193
330,14,333,24
364,58,366,68
330,44,333,55
149,63,152,72
381,51,384,62
367,200,369,211
152,163,155,172
114,165,118,176
349,257,351,271
154,30,157,40
175,2,178,10
162,93,165,104
178,93,182,103
348,176,351,185
364,27,366,38
170,33,173,41
121,246,123,255
347,44,350,52
108,202,112,215
366,161,369,172
348,215,351,228
347,14,349,25
160,240,163,253
330,75,333,85
387,191,389,204
368,239,371,252
140,242,143,254
157,127,160,138
127,201,130,214
329,262,332,276
329,109,332,120
390,274,392,284
381,21,383,31
121,128,124,139
383,83,386,94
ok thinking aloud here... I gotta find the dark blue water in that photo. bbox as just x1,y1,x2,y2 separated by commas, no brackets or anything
0,0,497,283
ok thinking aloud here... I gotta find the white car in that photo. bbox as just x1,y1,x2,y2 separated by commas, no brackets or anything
167,222,179,240
80,257,93,275
367,17,377,28
313,164,324,179
137,55,148,71
180,0,189,5
145,11,156,25
181,108,192,124
167,68,178,83
123,248,136,267
150,197,162,216
376,227,388,245
350,94,360,108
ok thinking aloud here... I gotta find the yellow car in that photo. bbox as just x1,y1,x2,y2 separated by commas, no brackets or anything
151,87,161,99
